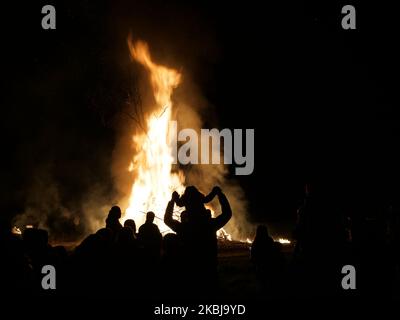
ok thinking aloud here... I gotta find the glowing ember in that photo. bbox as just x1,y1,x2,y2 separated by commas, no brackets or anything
217,228,232,241
276,238,291,244
11,226,22,235
122,39,186,233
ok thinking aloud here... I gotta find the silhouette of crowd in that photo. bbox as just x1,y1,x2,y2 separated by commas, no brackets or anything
0,186,232,298
250,183,400,298
1,183,400,299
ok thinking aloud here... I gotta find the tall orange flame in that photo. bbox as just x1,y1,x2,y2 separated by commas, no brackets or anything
124,39,233,241
123,39,185,233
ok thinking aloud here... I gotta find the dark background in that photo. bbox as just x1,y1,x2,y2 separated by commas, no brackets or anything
1,1,399,237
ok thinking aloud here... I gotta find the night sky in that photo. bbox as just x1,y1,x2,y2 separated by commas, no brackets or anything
1,1,399,238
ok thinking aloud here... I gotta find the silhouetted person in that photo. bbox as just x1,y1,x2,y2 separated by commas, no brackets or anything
22,227,61,295
251,225,286,295
293,183,349,296
160,233,183,293
166,186,232,236
110,226,141,294
116,226,137,246
0,220,33,295
124,219,137,237
251,225,274,266
72,227,114,296
353,207,393,297
164,186,232,295
138,211,162,263
105,206,123,234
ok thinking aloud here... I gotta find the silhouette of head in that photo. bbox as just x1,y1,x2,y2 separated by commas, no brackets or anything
146,211,155,223
124,219,136,234
180,211,189,223
255,225,270,240
108,206,122,220
176,186,205,210
163,233,179,255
